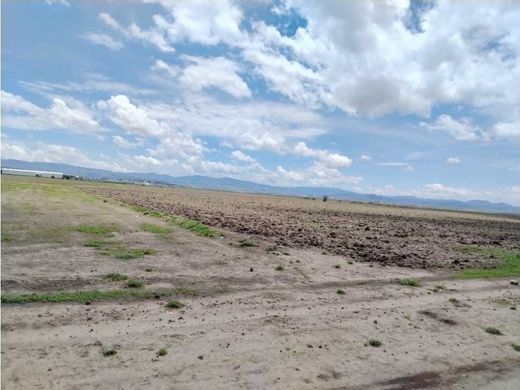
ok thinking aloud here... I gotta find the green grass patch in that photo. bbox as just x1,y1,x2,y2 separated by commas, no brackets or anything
454,247,520,279
157,348,168,356
170,217,215,237
1,287,196,304
398,278,421,287
275,265,285,271
110,248,156,260
239,239,257,247
165,300,185,309
131,205,163,218
1,232,13,242
484,327,503,335
104,273,128,281
126,279,143,288
140,223,173,234
74,224,118,235
367,339,382,347
85,240,111,248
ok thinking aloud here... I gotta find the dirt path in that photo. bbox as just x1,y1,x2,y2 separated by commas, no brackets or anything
2,176,520,389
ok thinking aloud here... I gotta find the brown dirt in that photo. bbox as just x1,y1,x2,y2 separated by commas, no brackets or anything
2,176,520,389
89,186,520,269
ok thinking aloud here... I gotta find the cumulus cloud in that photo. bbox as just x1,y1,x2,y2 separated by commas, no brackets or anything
112,135,137,149
178,56,251,98
231,150,256,162
83,32,123,50
2,90,103,134
1,140,120,171
293,141,352,168
446,157,460,165
421,115,480,141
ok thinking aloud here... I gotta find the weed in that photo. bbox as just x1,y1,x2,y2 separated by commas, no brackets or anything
165,300,185,309
1,288,194,304
112,248,156,260
144,268,154,272
104,273,128,281
275,265,284,271
432,284,446,292
455,247,520,279
74,224,118,235
398,278,420,287
170,217,215,237
140,223,173,234
1,233,13,242
126,279,143,288
368,339,382,347
336,289,345,295
512,344,520,352
266,246,278,252
157,348,168,356
485,327,503,335
334,264,341,269
85,240,110,248
449,298,460,304
239,240,257,247
102,346,117,356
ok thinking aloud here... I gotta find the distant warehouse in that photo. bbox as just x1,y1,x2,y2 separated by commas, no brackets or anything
1,168,64,179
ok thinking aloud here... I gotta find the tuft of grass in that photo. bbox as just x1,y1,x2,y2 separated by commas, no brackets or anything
74,224,118,235
126,279,143,288
157,348,168,356
2,288,195,304
454,247,520,279
368,339,382,347
266,246,278,253
432,284,446,292
336,289,345,295
1,233,13,242
334,264,341,269
169,217,215,237
85,240,110,248
239,240,257,247
484,327,503,335
398,278,421,287
131,205,163,218
140,223,173,234
109,248,156,260
165,300,185,309
102,346,117,356
104,273,128,281
512,344,520,352
275,265,285,271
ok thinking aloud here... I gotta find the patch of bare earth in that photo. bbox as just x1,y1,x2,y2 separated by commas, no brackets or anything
2,177,520,389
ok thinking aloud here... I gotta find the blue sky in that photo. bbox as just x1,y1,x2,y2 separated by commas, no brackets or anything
1,0,519,205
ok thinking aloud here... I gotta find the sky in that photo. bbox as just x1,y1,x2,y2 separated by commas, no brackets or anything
1,0,519,205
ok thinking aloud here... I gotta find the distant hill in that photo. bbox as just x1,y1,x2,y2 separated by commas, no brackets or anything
2,159,519,215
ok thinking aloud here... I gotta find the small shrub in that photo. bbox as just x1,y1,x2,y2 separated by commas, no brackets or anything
336,289,345,295
126,279,143,288
398,278,420,287
485,327,503,335
165,300,184,309
322,195,328,202
102,346,117,356
275,265,284,271
157,348,168,356
239,240,257,247
104,273,128,281
368,339,382,347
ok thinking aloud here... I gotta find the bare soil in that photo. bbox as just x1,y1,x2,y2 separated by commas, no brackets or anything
90,186,520,269
2,176,520,389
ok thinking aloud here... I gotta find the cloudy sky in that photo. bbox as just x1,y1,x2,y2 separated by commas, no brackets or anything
2,0,519,204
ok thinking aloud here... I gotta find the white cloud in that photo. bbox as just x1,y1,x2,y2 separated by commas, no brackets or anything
377,162,414,171
446,156,460,165
83,32,124,50
46,0,69,5
275,162,361,187
293,141,352,168
421,114,480,141
360,154,372,161
231,150,255,162
1,140,120,171
112,135,137,149
97,95,165,137
492,121,520,139
2,90,103,134
151,60,179,77
178,56,251,98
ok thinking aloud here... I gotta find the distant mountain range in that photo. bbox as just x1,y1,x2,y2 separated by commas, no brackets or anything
2,159,519,215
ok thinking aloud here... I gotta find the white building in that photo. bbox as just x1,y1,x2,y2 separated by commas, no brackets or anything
1,168,64,179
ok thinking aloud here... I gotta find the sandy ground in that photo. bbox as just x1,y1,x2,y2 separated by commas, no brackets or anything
2,176,520,389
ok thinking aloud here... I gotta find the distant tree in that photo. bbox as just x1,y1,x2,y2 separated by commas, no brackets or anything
322,195,328,202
